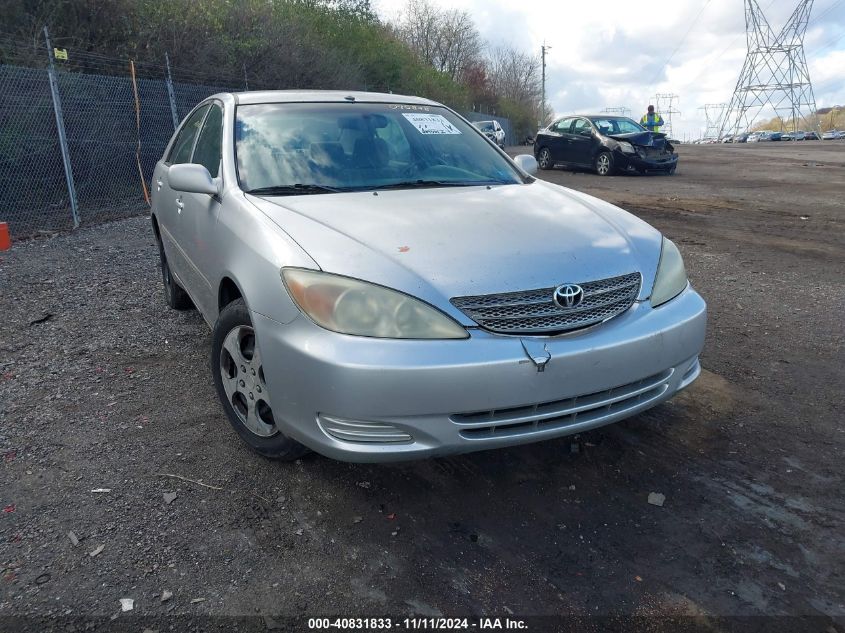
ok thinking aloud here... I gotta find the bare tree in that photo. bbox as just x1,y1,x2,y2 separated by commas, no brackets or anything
486,45,540,108
396,0,482,81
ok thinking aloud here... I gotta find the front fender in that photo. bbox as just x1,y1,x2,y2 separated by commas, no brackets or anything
211,193,318,325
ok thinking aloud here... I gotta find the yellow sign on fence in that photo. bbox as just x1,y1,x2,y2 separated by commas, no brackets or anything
53,48,68,61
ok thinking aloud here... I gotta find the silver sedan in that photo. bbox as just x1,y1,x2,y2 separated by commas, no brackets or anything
151,91,706,462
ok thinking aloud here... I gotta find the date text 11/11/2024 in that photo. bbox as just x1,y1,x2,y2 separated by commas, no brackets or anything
307,617,529,630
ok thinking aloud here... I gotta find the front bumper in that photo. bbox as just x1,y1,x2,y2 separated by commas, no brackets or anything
615,149,678,173
252,285,706,462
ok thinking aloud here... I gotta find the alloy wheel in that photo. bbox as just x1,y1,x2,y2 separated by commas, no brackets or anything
218,325,277,437
596,153,611,175
539,148,551,169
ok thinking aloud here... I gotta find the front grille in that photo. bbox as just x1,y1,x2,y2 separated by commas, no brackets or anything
451,369,673,440
451,272,641,335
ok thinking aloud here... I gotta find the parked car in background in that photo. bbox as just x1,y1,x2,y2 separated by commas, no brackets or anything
803,131,820,140
472,120,506,148
150,90,705,462
534,115,678,176
747,132,762,142
721,136,734,143
821,129,842,140
734,132,750,143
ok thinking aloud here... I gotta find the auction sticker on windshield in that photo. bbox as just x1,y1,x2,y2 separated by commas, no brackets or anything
402,113,461,135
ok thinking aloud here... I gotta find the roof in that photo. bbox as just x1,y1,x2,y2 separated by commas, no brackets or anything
230,90,439,106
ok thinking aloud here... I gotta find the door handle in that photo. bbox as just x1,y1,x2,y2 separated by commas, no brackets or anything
176,198,184,214
156,179,163,191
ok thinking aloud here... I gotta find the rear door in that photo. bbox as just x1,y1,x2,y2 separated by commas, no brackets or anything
546,118,575,162
179,101,224,319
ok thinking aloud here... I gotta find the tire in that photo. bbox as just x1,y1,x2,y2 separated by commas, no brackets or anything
537,147,553,170
595,151,615,176
668,165,677,175
211,298,309,461
159,241,194,310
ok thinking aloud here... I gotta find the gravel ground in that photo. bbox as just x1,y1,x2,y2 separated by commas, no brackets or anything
0,142,843,632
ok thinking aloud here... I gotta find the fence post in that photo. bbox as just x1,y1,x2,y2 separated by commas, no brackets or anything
43,26,80,228
164,53,179,130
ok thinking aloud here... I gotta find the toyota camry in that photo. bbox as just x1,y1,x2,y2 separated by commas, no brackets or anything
150,91,706,462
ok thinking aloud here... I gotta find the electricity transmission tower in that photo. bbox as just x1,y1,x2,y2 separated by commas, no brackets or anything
719,0,818,138
654,93,681,137
699,103,728,139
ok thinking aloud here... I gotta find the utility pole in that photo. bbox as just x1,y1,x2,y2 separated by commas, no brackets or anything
654,93,681,137
540,43,551,128
720,0,818,138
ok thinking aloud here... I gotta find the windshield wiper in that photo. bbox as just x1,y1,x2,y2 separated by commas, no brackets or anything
245,184,344,196
367,179,509,191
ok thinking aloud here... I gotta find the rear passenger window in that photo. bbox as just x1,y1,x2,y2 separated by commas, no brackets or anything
192,104,223,177
168,105,210,164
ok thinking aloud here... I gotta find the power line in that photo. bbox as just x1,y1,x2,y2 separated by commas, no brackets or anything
649,0,713,87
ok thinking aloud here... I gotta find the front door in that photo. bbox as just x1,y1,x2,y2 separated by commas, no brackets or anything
566,118,597,166
159,104,210,289
179,101,224,320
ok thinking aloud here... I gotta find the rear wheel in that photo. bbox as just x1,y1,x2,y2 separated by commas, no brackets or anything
595,151,615,176
211,299,309,460
159,242,193,310
537,147,553,170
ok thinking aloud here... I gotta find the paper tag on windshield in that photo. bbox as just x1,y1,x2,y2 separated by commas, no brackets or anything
402,113,462,135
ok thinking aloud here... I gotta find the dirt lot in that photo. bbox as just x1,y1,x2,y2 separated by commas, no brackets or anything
1,142,843,632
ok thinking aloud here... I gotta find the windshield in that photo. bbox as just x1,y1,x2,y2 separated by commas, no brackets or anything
476,122,495,131
235,103,523,193
588,117,645,135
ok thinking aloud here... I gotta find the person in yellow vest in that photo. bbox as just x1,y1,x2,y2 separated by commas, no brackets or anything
640,105,664,133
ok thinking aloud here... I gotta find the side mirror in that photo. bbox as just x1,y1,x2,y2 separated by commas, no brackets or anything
513,154,538,176
168,163,218,195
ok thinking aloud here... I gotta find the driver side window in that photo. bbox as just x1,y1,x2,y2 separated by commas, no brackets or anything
192,103,223,178
571,119,592,135
168,105,210,165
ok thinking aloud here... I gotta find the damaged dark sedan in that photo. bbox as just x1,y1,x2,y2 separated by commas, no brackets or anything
534,115,678,176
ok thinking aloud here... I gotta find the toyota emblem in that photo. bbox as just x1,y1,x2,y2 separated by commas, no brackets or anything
553,284,584,309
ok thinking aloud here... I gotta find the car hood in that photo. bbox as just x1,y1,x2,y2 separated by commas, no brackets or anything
606,131,670,148
247,181,662,324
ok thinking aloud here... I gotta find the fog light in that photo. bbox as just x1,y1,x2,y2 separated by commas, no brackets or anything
318,414,413,444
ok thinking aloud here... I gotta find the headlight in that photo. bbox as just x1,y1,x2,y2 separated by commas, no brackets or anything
617,141,636,154
281,268,468,339
650,238,688,307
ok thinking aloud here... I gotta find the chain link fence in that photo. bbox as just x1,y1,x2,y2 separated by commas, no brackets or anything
0,46,512,238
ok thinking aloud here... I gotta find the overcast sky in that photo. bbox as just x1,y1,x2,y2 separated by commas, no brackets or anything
375,0,845,139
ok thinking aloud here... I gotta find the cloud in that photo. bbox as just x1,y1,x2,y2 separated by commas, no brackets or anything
375,0,845,137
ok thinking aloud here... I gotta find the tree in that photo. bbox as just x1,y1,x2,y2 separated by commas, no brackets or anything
395,0,482,82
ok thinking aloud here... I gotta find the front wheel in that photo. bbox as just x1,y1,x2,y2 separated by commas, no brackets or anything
211,299,310,461
537,147,553,170
595,151,615,176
